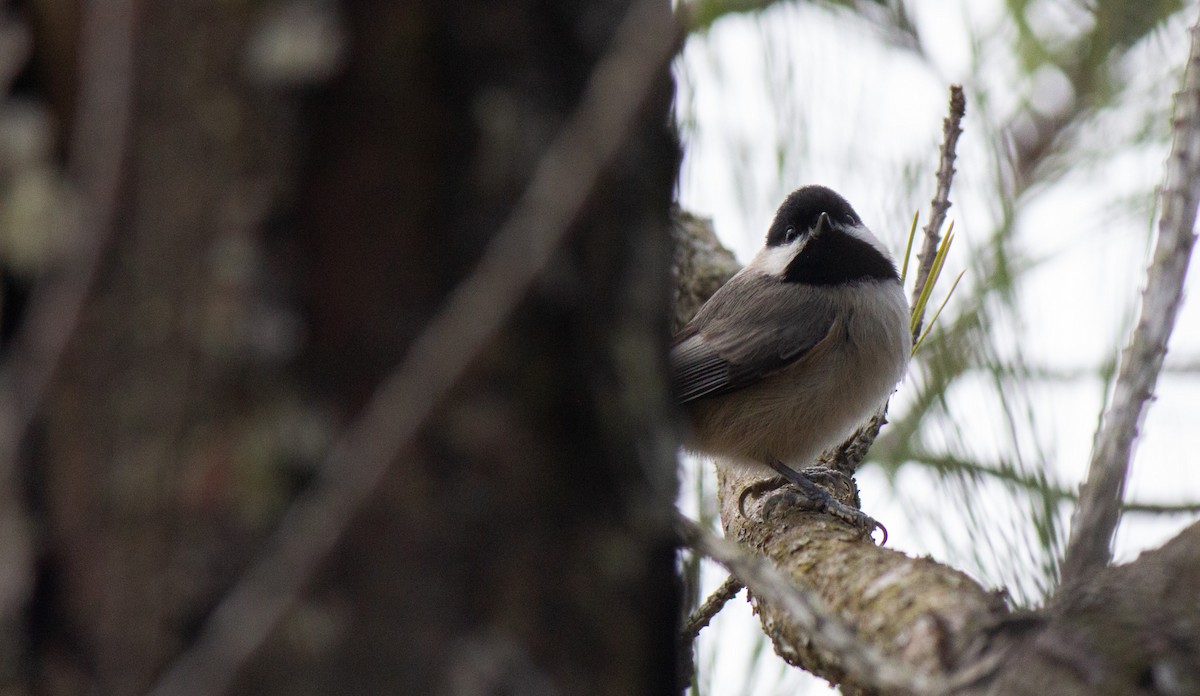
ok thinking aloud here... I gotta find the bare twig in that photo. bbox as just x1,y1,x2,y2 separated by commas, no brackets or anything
678,572,743,689
1060,19,1200,588
0,0,135,674
676,514,943,695
910,84,965,340
145,3,678,696
681,573,743,642
0,0,135,484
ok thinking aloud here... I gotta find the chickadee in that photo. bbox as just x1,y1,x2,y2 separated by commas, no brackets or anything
672,185,909,532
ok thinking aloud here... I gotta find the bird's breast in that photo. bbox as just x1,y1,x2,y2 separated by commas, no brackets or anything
685,280,909,469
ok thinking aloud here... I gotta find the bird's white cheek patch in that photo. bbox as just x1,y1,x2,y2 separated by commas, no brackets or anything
844,224,895,263
750,240,804,277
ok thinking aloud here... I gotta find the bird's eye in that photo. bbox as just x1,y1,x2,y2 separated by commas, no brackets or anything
784,226,799,243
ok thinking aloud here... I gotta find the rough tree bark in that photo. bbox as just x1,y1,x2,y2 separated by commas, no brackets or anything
20,1,681,694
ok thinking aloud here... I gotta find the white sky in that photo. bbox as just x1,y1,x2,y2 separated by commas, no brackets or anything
675,1,1200,693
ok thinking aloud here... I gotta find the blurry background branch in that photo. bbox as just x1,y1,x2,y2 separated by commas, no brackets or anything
896,451,1200,516
0,0,134,683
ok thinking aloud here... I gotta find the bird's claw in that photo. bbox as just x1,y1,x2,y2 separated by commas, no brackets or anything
738,460,888,545
817,495,887,545
735,466,844,518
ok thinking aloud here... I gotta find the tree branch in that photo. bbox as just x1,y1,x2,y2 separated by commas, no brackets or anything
680,573,743,643
989,521,1200,694
714,466,1007,693
676,515,945,695
1060,17,1200,588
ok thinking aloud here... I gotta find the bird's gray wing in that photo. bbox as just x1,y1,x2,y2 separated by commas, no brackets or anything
670,272,841,404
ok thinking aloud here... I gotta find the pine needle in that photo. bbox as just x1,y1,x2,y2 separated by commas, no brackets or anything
913,269,965,355
910,221,956,336
899,211,919,285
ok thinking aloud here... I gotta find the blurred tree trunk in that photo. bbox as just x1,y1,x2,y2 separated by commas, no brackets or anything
28,1,680,694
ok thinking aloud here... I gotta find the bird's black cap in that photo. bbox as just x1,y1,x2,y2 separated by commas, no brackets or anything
767,185,899,286
765,185,862,248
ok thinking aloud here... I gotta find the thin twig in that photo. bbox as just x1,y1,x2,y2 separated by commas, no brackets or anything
681,573,744,642
910,84,965,341
1060,20,1200,587
676,515,943,696
677,572,743,689
144,3,678,696
0,0,135,482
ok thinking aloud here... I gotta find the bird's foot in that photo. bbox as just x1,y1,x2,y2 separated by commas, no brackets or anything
751,460,886,544
736,466,848,518
729,468,854,516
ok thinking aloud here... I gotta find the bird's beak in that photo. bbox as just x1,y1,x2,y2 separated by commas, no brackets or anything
813,212,831,238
